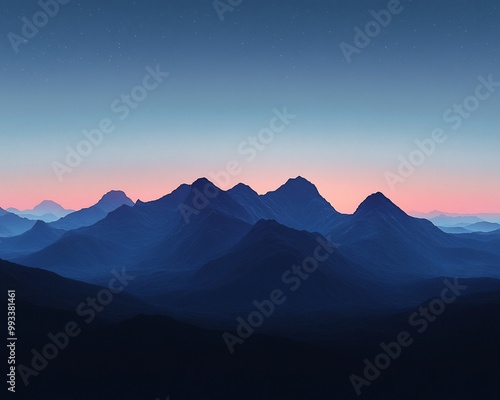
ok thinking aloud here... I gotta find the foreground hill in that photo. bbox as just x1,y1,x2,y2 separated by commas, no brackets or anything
7,200,73,222
0,258,153,321
12,286,500,400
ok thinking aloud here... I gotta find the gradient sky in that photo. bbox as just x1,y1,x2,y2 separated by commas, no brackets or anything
1,0,499,213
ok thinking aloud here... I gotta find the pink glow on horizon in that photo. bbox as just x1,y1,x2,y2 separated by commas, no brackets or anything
2,170,499,215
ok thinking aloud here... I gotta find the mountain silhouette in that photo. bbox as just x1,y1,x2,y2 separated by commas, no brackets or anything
228,177,343,234
7,200,74,222
0,258,152,322
227,183,276,221
15,178,500,291
464,221,500,233
50,190,134,230
3,177,500,400
329,192,500,280
0,208,36,237
15,233,131,282
0,220,65,258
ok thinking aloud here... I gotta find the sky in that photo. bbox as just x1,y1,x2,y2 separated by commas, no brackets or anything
1,0,499,214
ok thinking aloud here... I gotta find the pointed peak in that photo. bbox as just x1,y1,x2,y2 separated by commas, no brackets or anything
96,190,134,212
367,191,390,201
292,175,310,182
285,176,316,186
355,192,403,215
232,182,252,190
191,177,214,186
31,200,70,214
100,190,127,199
35,200,60,207
270,176,320,196
32,220,49,229
190,178,221,193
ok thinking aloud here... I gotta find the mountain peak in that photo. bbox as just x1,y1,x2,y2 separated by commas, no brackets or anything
102,190,127,196
229,183,258,196
190,177,220,192
355,192,404,216
32,220,49,230
286,176,316,187
188,178,223,198
269,176,320,198
35,200,61,207
96,190,134,212
32,200,70,215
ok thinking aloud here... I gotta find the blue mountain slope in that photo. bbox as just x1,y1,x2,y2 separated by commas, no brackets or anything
464,221,500,233
11,179,500,310
260,177,343,234
0,208,36,237
179,178,254,224
49,190,134,230
14,233,131,282
0,220,66,258
227,177,344,234
19,179,253,283
328,192,500,280
227,183,276,222
148,220,396,320
8,200,73,221
0,259,153,321
135,210,252,274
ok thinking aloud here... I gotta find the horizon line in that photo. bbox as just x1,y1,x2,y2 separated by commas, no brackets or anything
2,176,500,216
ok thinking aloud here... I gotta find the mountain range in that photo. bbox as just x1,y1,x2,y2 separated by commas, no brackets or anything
0,191,134,240
2,176,500,399
7,200,74,222
3,177,498,321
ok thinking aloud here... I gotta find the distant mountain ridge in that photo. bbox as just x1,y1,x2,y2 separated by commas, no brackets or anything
0,208,36,237
8,177,498,323
411,211,500,225
49,190,134,230
0,220,65,259
7,200,74,222
2,178,500,400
